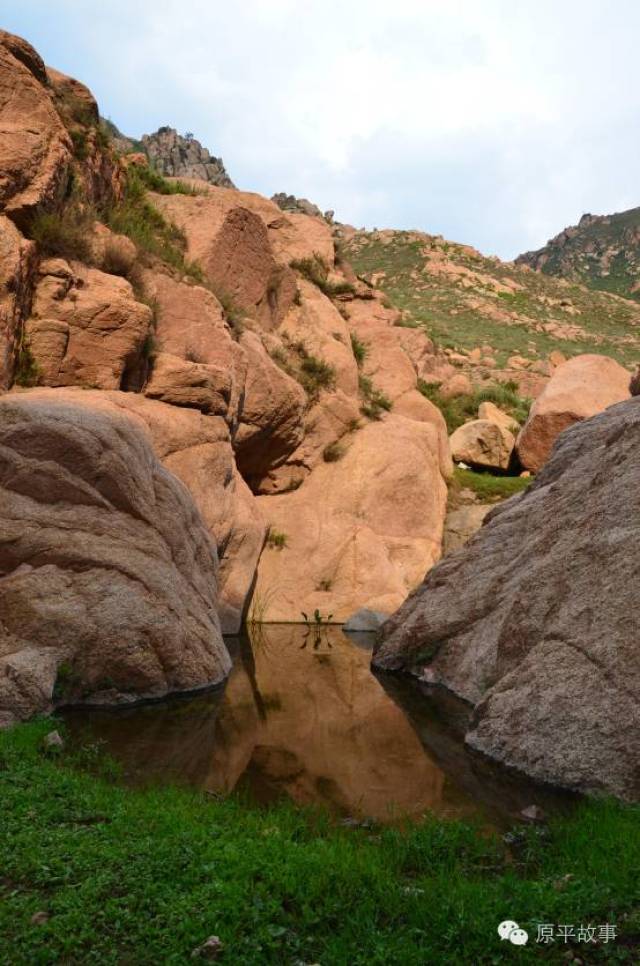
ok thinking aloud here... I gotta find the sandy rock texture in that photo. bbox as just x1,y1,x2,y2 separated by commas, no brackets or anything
7,388,266,635
374,398,640,801
0,391,231,727
254,415,449,622
449,419,515,471
517,353,631,472
25,258,153,389
0,31,71,226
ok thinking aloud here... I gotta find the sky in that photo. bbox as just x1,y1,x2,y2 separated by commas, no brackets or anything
4,0,640,259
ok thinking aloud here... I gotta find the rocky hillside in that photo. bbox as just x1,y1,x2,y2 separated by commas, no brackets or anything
0,26,460,730
109,124,234,188
516,207,640,300
342,228,640,383
374,395,640,801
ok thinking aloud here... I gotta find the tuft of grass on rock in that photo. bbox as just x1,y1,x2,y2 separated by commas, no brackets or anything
1,720,640,964
290,254,356,299
267,528,288,549
27,202,95,262
13,339,41,388
322,440,345,462
350,332,368,367
359,373,392,420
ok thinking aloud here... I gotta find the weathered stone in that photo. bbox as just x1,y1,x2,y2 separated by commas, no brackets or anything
141,127,234,188
449,419,515,471
343,608,389,632
517,353,631,472
5,388,266,635
0,31,71,226
443,504,492,555
477,401,520,433
0,390,230,727
374,397,640,801
25,259,152,389
253,415,448,621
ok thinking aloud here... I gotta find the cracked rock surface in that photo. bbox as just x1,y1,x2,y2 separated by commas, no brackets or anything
0,391,230,726
374,397,640,801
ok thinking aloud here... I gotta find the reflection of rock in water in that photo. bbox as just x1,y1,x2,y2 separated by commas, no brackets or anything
212,624,447,820
64,626,517,822
376,672,578,825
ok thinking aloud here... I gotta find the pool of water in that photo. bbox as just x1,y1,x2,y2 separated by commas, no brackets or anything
62,624,573,826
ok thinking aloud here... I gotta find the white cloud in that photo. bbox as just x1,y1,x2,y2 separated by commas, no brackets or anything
5,0,640,256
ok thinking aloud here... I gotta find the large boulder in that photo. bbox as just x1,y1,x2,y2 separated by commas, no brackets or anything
516,353,631,472
0,31,71,226
6,388,266,634
449,419,515,471
373,398,640,801
24,258,152,389
253,414,449,621
0,391,231,727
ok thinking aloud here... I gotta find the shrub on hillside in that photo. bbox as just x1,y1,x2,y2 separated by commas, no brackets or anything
27,203,95,262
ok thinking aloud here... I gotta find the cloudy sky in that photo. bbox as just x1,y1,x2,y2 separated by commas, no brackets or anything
5,1,640,258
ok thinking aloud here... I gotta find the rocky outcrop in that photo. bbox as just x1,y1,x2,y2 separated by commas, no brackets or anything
0,31,71,227
24,257,153,389
374,398,640,801
449,419,515,471
141,127,234,188
254,415,449,622
516,353,631,472
0,391,231,727
4,388,266,635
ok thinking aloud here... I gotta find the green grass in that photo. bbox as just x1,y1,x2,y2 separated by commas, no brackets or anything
418,380,531,434
1,720,639,964
450,467,532,502
350,332,368,367
266,528,288,549
133,163,201,197
12,340,41,388
343,231,640,368
359,373,393,420
26,203,95,262
290,255,356,298
103,166,202,280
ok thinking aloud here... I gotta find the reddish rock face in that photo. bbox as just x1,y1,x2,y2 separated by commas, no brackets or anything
374,397,640,802
0,390,230,727
254,414,449,622
0,31,71,227
24,258,153,389
516,353,631,472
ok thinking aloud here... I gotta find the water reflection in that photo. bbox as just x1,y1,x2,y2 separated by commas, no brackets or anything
62,624,570,824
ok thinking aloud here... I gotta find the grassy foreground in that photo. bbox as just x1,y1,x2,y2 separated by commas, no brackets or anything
1,722,639,964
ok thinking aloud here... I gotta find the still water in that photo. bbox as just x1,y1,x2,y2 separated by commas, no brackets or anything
62,624,571,825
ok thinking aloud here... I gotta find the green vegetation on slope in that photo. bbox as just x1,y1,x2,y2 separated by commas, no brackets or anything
1,721,639,964
418,379,530,434
517,208,640,300
449,466,532,503
344,231,640,367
